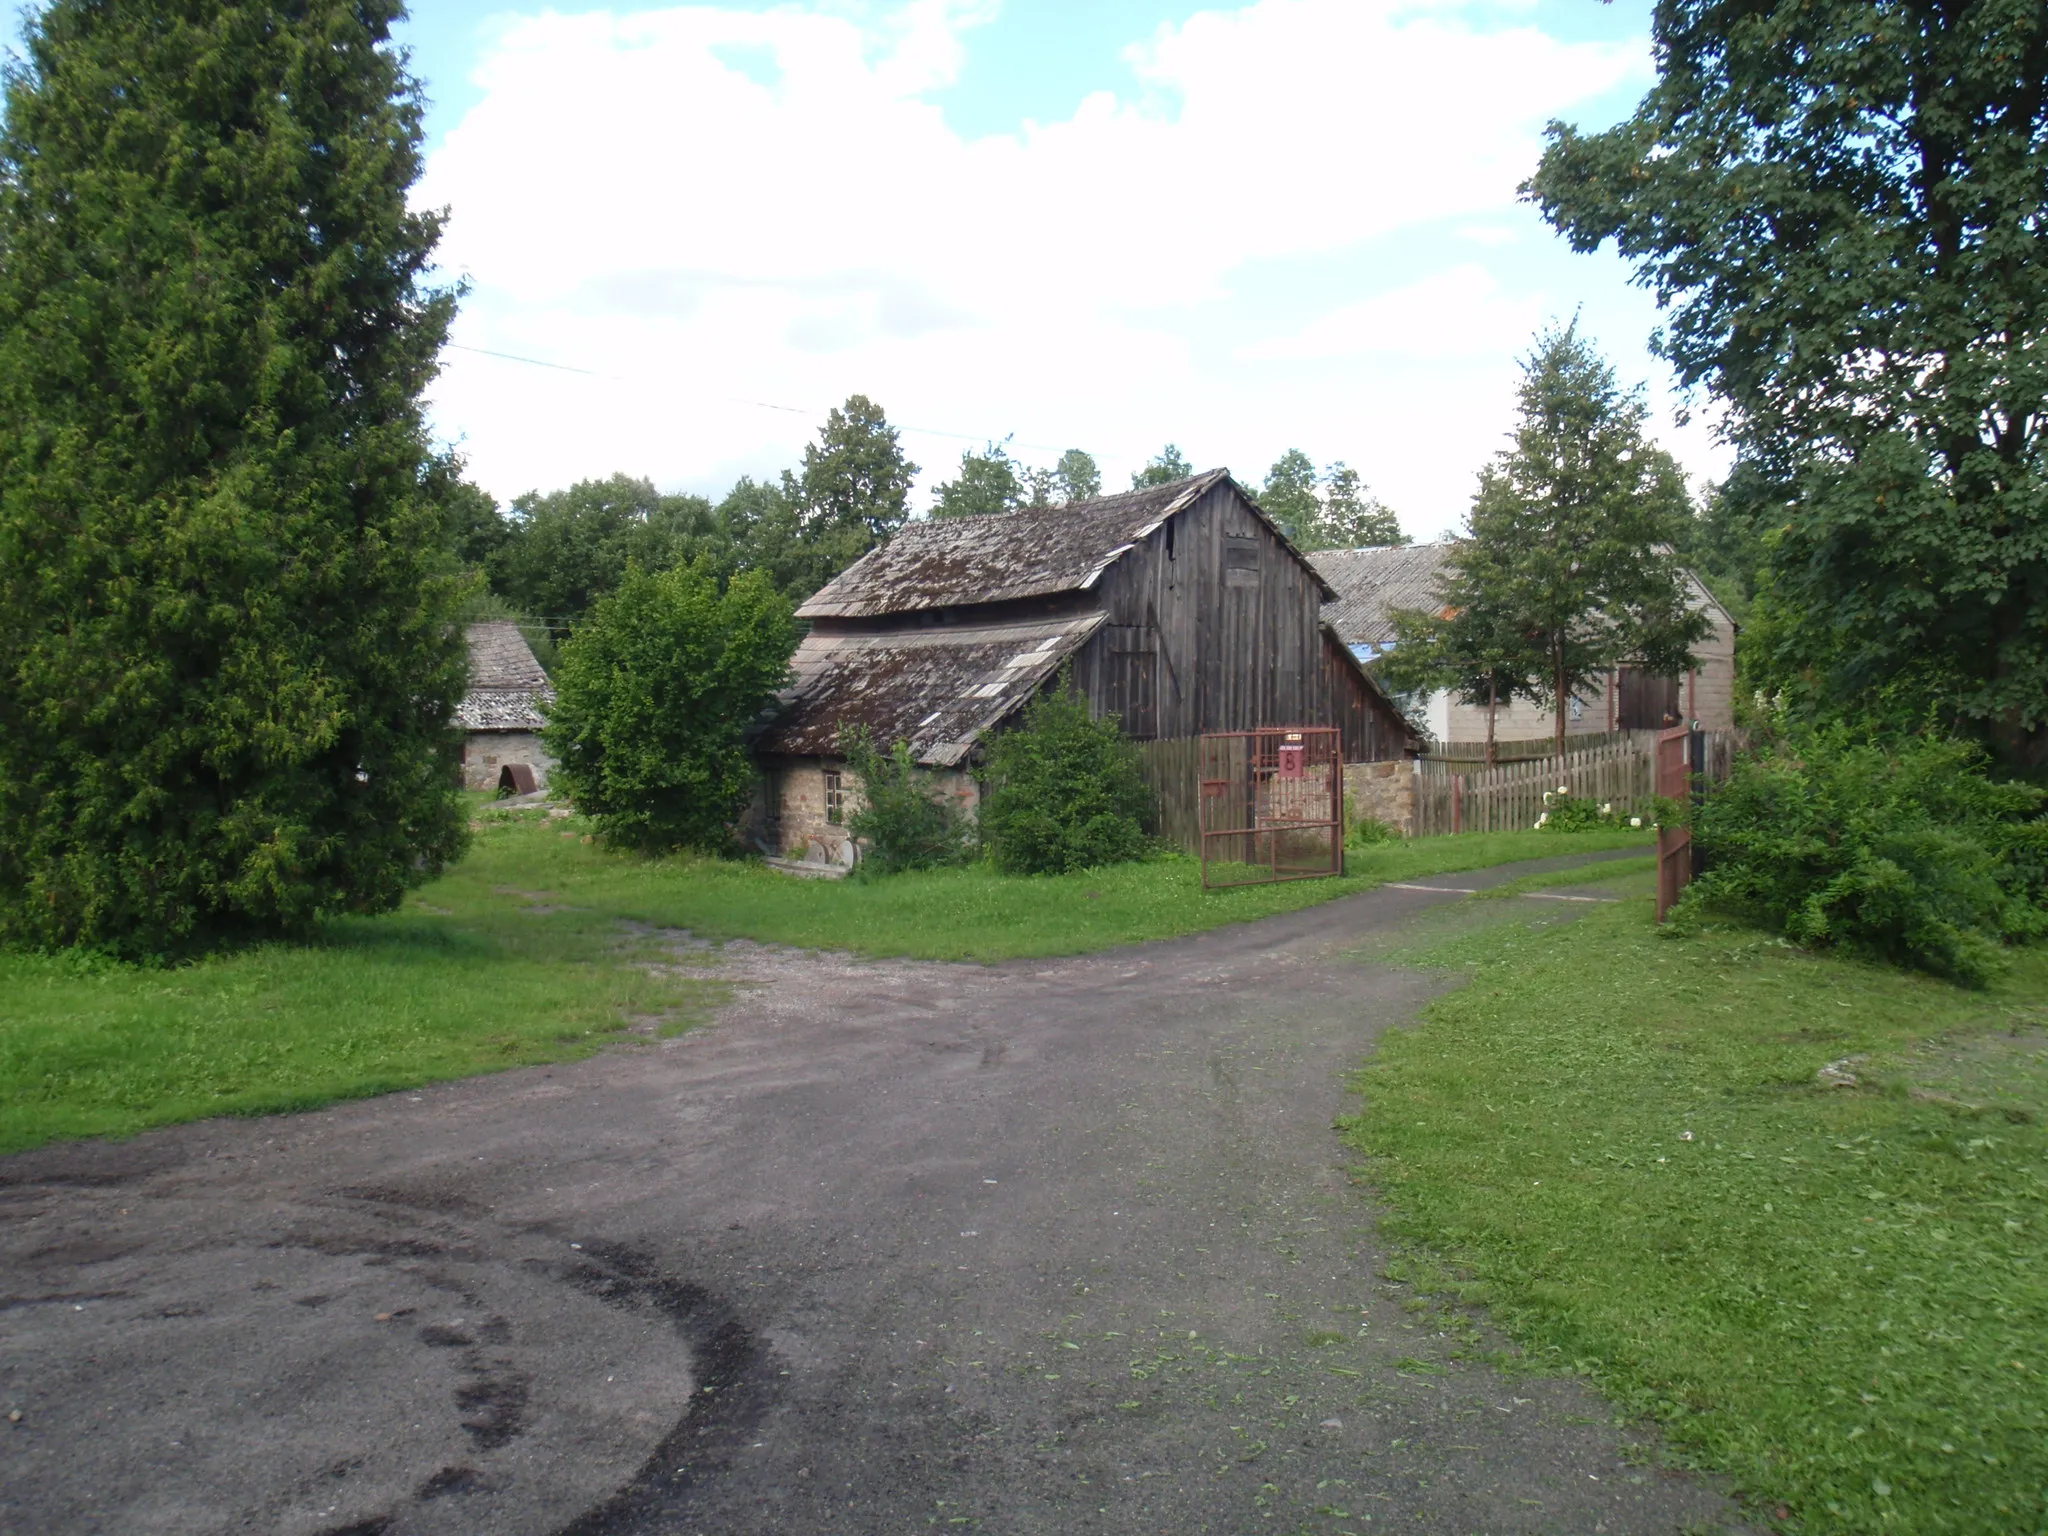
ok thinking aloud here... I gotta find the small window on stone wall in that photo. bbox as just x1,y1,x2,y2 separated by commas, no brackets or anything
824,768,844,825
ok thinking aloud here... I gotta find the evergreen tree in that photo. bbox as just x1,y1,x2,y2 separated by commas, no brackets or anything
0,0,467,955
796,395,917,543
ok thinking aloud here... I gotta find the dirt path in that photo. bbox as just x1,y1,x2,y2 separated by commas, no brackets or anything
0,852,1749,1536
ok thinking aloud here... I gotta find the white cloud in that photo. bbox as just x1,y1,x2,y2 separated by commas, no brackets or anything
419,0,1696,535
1243,264,1543,361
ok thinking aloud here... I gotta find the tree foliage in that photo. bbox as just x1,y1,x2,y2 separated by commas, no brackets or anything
0,0,468,956
1682,726,2047,985
488,474,720,622
839,728,972,877
1052,449,1102,504
1258,449,1322,542
932,440,1029,519
1461,327,1711,758
1527,0,2048,766
979,678,1154,875
1131,444,1195,489
1378,537,1549,760
1313,463,1406,549
541,560,795,853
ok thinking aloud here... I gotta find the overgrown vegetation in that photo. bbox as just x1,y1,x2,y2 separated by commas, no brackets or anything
542,559,796,852
1343,894,2048,1536
1680,727,2048,985
978,682,1155,875
0,0,469,958
840,729,973,876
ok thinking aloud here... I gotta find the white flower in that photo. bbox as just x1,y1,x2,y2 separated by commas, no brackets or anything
1599,803,1612,815
1680,1131,1695,1141
1534,814,1548,827
1542,790,1553,803
1557,784,1569,795
1629,816,1643,828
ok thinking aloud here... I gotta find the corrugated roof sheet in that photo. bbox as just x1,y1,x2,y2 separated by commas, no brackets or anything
797,469,1331,619
456,622,553,731
1310,544,1456,646
1311,543,1736,647
755,613,1106,767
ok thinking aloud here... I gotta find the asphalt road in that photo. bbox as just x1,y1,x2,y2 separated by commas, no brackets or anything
1,851,1750,1536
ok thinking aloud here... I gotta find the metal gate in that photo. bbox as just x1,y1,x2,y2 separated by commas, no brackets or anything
1654,724,1693,921
1198,726,1343,889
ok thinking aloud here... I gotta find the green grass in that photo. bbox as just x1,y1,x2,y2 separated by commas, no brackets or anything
1341,897,2048,1535
0,812,1648,1155
434,812,1650,963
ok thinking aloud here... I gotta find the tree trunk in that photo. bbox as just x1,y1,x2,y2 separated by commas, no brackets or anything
1485,677,1499,766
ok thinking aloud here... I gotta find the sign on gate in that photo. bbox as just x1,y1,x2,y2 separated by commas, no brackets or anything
1198,727,1343,890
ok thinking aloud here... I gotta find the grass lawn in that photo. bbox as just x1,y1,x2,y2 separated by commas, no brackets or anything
0,810,1649,1155
1342,896,2048,1535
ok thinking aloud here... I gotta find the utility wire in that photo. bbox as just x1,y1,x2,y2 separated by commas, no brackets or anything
443,341,1071,455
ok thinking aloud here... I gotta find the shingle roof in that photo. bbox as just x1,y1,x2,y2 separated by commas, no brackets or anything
456,622,553,732
1310,544,1456,646
754,613,1106,767
797,470,1332,620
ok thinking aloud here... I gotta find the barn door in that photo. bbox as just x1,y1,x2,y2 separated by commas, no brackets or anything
1104,625,1159,738
1617,667,1683,730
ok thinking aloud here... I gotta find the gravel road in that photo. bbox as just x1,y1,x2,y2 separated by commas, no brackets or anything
0,851,1749,1536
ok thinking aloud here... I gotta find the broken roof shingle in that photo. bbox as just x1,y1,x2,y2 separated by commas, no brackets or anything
755,613,1106,766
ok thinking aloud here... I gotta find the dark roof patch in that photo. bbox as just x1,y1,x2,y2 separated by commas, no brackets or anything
756,613,1105,767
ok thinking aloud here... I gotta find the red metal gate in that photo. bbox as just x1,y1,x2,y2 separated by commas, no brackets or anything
1198,727,1343,889
1655,725,1692,922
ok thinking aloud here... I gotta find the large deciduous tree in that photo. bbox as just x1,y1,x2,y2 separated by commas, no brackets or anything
1302,462,1406,551
1131,445,1194,489
0,0,467,955
1379,540,1548,764
1468,327,1711,761
490,474,721,623
1526,0,2048,766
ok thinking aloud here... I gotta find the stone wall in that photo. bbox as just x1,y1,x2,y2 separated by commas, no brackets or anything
1343,759,1415,837
461,731,554,793
767,756,979,867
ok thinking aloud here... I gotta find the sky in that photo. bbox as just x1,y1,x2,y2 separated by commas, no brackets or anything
22,0,1729,540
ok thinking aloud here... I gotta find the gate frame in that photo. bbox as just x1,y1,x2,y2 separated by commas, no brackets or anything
1198,725,1344,891
1654,724,1693,922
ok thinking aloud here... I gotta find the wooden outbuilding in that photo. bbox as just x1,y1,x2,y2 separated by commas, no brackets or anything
753,470,1421,864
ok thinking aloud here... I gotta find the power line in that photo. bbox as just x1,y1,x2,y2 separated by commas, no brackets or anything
443,340,1070,455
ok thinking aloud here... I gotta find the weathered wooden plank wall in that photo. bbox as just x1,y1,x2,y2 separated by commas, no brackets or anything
1134,736,1205,856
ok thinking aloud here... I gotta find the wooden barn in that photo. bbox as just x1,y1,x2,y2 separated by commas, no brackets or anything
753,470,1421,864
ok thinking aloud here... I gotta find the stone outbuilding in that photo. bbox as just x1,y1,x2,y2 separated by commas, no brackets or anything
456,622,557,793
1311,542,1738,745
753,470,1421,866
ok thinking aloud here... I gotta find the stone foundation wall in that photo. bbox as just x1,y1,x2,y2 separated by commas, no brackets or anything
462,731,554,793
1343,759,1415,837
768,756,980,867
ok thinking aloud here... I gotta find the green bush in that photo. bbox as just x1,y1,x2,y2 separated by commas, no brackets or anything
542,560,795,853
840,729,972,878
1679,728,2046,984
1347,813,1398,847
979,679,1154,875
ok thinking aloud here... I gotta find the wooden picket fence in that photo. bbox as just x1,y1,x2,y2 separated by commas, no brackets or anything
1411,733,1749,837
1142,730,1743,848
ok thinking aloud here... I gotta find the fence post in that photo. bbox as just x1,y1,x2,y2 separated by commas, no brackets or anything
1453,773,1463,834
